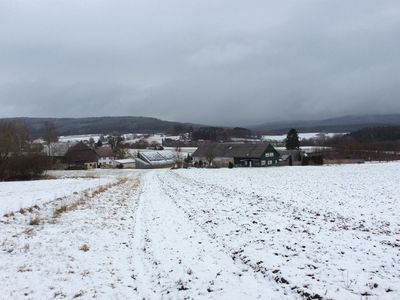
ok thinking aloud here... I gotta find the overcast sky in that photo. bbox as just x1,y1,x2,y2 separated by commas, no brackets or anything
0,0,399,126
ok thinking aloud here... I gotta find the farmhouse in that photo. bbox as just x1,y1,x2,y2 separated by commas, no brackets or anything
94,147,114,167
65,143,115,169
65,142,98,169
192,143,280,167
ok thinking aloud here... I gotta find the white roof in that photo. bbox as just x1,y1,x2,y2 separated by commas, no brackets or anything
113,159,136,164
139,150,176,166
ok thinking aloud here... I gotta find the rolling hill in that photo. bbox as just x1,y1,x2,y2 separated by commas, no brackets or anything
0,116,196,137
250,114,400,134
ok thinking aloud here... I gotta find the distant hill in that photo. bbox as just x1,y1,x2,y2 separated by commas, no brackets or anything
2,114,400,138
349,126,400,143
251,114,400,134
0,116,198,137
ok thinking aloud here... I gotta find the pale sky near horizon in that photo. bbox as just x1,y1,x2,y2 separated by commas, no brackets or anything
0,0,399,126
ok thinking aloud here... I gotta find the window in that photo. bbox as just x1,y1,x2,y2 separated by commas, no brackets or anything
261,160,266,166
267,160,272,165
265,152,274,158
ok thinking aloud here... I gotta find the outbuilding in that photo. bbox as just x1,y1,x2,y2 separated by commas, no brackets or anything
111,158,136,169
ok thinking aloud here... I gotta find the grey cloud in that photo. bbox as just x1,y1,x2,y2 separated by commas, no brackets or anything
0,0,399,126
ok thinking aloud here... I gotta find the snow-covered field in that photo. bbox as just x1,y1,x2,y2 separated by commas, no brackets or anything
0,177,113,216
262,132,345,142
0,163,399,299
58,134,102,143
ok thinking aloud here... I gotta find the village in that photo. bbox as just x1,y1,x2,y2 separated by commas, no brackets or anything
34,130,327,171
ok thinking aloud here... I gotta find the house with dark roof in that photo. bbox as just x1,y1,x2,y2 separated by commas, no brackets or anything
192,143,280,167
65,142,115,169
65,142,98,169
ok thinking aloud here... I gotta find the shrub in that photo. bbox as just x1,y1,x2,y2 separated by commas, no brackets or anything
0,153,46,181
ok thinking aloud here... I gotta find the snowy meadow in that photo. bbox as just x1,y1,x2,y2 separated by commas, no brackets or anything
0,163,399,299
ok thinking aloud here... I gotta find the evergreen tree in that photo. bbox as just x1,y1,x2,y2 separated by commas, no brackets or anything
285,128,300,150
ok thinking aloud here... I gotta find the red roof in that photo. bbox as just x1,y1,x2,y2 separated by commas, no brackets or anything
94,147,114,157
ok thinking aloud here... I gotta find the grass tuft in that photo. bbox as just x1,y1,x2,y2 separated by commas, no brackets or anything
29,217,40,225
80,244,89,252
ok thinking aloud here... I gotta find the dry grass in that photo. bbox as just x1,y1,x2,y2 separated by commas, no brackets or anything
41,175,58,180
53,205,68,218
29,217,40,226
17,265,32,272
72,291,84,298
52,177,129,219
3,211,15,218
79,244,89,252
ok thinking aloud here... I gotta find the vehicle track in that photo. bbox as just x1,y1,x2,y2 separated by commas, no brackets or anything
132,171,289,299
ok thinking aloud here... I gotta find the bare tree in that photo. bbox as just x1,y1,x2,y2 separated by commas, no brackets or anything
41,121,59,157
0,122,44,180
0,122,27,163
205,149,215,167
88,137,95,148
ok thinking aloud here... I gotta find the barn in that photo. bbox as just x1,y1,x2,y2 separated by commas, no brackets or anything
65,142,99,169
64,143,115,169
192,143,280,167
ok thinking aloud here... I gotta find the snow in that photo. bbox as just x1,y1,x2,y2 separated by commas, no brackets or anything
58,134,102,143
275,146,331,153
1,163,399,299
123,134,182,145
0,173,143,299
0,177,113,216
262,132,345,142
113,158,136,164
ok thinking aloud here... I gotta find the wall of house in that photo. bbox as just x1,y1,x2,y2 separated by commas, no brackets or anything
84,162,98,169
192,156,233,168
98,157,112,165
262,145,280,166
120,162,135,169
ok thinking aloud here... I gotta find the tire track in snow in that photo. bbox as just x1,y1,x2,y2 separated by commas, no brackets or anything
157,172,306,299
158,170,400,299
131,170,288,299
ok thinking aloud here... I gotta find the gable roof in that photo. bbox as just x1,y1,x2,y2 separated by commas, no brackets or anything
65,142,99,164
94,147,113,157
68,141,92,152
193,143,277,159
